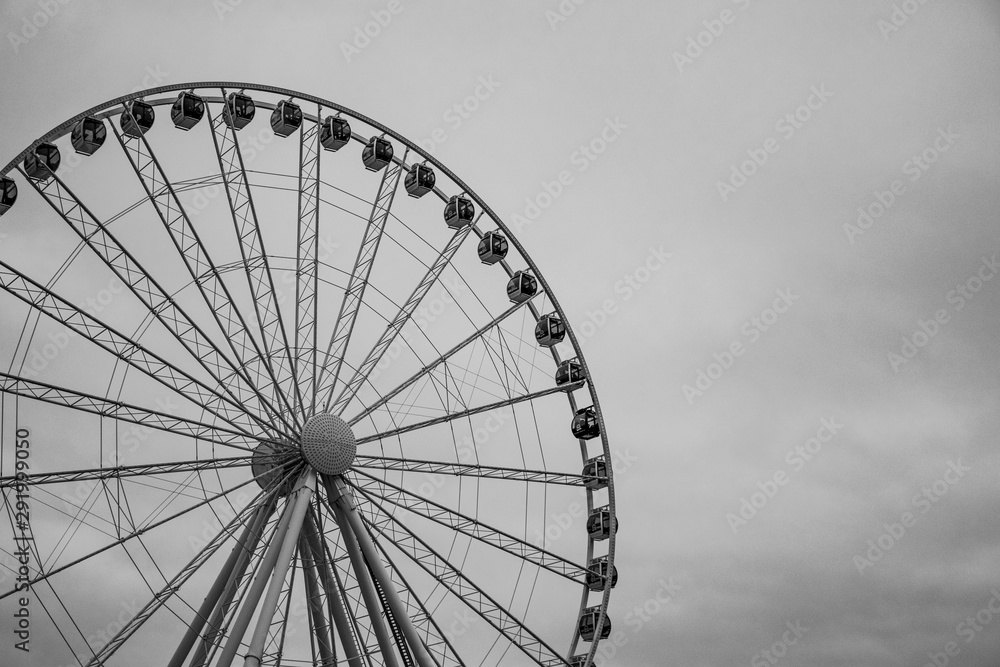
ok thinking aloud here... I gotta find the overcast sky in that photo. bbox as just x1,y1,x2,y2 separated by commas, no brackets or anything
0,1,999,666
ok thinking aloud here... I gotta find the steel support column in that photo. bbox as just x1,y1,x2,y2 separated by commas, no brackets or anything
328,476,435,667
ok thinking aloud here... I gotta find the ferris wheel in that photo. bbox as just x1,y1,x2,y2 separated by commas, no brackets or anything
0,82,617,667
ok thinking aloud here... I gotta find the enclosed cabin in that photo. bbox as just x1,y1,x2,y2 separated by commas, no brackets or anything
320,116,351,151
444,195,475,229
23,143,60,180
70,117,106,156
586,556,619,592
535,313,565,348
556,358,585,386
506,270,537,304
171,92,205,130
571,406,600,440
223,92,255,131
477,231,508,265
121,100,155,138
404,163,435,198
582,456,608,490
0,177,17,216
578,606,611,642
270,100,302,138
362,136,393,171
586,506,616,541
570,657,592,667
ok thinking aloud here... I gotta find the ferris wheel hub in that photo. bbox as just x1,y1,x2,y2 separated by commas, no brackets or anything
300,413,357,475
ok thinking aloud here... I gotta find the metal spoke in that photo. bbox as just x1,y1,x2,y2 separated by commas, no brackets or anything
350,487,569,667
349,472,588,585
295,106,322,418
208,90,302,429
318,148,406,412
352,455,593,487
0,473,281,601
84,488,272,666
322,219,478,417
0,455,273,489
17,165,293,439
0,371,267,453
356,381,583,445
0,256,268,437
113,107,296,432
348,295,539,427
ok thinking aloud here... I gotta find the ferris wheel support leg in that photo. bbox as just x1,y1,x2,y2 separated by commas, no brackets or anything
303,509,366,667
329,494,403,667
242,469,317,667
328,476,436,667
299,532,337,667
213,471,312,667
168,498,274,667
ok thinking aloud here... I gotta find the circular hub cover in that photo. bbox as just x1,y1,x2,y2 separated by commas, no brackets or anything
301,413,357,475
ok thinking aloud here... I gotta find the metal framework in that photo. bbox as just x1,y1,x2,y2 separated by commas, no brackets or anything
0,83,617,667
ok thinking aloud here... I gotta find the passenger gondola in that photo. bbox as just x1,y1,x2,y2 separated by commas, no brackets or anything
586,556,618,591
320,116,351,151
582,457,608,490
506,271,537,304
223,92,255,130
534,313,565,347
171,92,205,130
23,143,60,180
121,100,154,138
443,194,475,229
270,100,302,137
362,135,393,171
404,162,435,198
586,507,616,541
571,406,600,440
0,177,17,215
70,116,106,156
555,358,584,386
477,231,507,265
578,606,611,642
